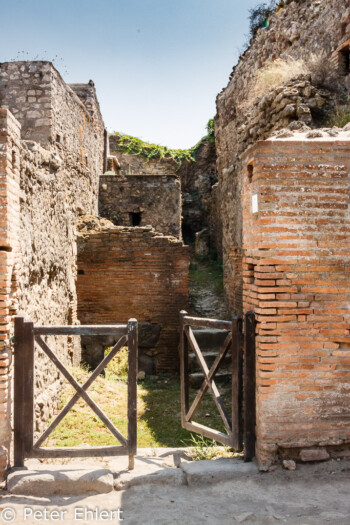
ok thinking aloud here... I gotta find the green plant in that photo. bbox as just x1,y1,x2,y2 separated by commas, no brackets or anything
113,118,215,170
327,100,350,128
206,118,215,143
248,1,277,37
104,346,129,381
185,434,232,461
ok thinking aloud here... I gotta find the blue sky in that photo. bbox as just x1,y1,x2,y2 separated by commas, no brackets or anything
0,0,259,148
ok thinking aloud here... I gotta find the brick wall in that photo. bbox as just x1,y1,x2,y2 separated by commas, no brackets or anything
0,109,21,476
242,131,350,468
215,0,350,315
77,225,189,372
99,174,182,238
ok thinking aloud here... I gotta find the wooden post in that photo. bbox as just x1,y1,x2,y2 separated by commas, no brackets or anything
127,318,138,470
179,310,189,425
244,311,256,462
231,317,243,451
14,317,34,466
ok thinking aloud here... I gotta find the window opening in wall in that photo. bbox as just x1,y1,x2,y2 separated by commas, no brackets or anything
78,269,85,275
339,46,350,75
129,212,142,226
12,150,16,169
247,164,254,182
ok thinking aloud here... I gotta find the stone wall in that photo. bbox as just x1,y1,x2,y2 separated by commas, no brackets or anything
99,174,182,238
242,130,350,468
0,62,105,478
177,138,220,251
0,61,104,153
109,134,221,253
215,0,350,315
77,222,189,373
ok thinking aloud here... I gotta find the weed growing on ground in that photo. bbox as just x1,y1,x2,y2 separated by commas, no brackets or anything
185,434,237,461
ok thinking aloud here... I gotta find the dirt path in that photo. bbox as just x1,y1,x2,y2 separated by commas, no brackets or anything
189,258,229,320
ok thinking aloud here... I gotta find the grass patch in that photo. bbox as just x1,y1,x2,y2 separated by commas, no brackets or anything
190,256,224,296
44,370,235,450
327,101,350,128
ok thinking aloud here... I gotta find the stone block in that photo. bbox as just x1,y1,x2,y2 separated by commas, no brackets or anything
300,448,330,463
7,468,114,495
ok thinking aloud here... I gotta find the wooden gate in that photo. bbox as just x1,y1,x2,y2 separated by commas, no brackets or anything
14,317,138,469
179,310,256,461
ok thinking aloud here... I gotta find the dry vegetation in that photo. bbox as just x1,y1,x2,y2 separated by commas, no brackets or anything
247,53,343,104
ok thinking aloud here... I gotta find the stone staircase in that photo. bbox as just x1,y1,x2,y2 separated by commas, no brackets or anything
189,328,232,388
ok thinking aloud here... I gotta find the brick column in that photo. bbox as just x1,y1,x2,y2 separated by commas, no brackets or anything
0,109,21,477
241,134,350,468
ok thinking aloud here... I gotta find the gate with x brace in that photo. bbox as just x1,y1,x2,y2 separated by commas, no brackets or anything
13,317,138,470
179,310,256,461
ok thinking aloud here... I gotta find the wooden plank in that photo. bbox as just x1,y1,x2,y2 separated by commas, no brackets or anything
186,327,232,434
244,311,256,462
231,317,243,451
35,335,128,446
14,318,34,465
14,317,25,466
183,421,232,447
127,319,138,465
183,316,232,331
23,321,34,456
179,310,189,426
29,446,128,458
33,325,128,336
185,332,232,422
34,335,128,448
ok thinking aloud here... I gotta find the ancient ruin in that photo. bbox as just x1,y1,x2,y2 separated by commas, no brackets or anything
0,0,350,479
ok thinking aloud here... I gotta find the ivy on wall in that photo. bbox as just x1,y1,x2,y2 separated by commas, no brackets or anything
113,118,215,169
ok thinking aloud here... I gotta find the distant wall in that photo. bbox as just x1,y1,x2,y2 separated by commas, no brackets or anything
177,138,220,251
77,226,189,373
109,135,221,253
99,174,182,238
109,135,177,176
242,132,350,468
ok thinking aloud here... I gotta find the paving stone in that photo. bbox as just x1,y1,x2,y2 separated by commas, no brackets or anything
7,468,114,495
180,458,258,485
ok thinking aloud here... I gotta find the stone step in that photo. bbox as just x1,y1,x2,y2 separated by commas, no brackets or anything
192,329,229,352
189,371,231,388
188,351,231,373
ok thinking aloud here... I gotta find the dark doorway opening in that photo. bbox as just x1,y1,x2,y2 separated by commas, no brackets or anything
339,47,350,75
129,212,142,226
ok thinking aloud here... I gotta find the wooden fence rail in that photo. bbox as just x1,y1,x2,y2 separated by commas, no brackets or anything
14,317,138,469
